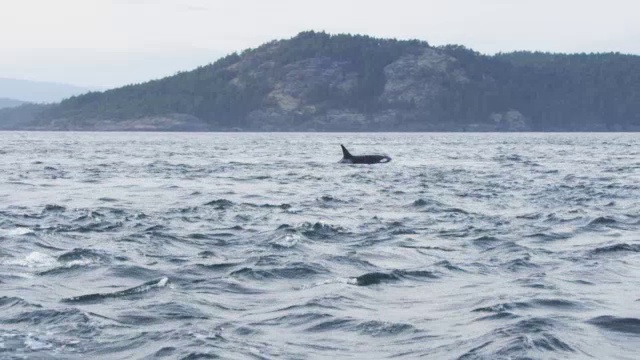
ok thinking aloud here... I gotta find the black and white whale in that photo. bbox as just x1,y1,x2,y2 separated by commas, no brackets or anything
339,145,391,164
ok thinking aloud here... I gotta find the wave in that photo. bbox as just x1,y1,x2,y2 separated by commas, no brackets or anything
196,262,243,271
351,269,439,286
57,248,110,264
591,243,640,255
473,298,582,314
460,318,574,358
317,195,348,203
525,232,572,241
587,316,640,334
472,236,500,248
351,272,399,286
304,316,419,338
62,277,169,304
253,312,332,327
4,252,58,268
412,198,443,208
399,244,456,252
230,263,326,281
298,222,349,240
269,231,303,249
43,204,66,213
4,308,91,326
587,216,619,227
35,248,112,276
0,227,33,236
203,199,234,209
0,296,41,309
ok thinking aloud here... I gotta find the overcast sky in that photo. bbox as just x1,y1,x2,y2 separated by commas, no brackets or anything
1,0,638,88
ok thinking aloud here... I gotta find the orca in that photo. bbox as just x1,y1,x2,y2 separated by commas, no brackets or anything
339,145,391,164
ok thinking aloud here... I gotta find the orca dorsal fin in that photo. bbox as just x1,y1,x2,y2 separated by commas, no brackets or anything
341,145,353,158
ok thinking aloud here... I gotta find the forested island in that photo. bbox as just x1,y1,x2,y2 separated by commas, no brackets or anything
1,31,639,131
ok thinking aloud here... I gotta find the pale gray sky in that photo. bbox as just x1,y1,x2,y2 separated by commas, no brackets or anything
1,0,638,88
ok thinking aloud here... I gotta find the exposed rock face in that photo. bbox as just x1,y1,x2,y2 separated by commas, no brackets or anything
222,44,509,132
237,48,482,131
241,56,362,130
268,57,357,112
381,49,468,109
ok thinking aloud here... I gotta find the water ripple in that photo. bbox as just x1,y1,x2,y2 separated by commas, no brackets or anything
1,132,639,358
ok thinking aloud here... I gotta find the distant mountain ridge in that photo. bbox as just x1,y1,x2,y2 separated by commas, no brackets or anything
0,98,26,109
0,78,97,104
1,31,639,131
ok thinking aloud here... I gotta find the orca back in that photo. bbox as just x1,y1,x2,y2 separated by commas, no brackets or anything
339,145,391,164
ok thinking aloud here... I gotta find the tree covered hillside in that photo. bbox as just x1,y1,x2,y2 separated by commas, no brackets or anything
1,31,639,131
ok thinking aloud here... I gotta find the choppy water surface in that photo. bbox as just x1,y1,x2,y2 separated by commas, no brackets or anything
1,132,639,359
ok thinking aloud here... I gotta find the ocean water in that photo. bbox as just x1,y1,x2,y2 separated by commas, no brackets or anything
0,131,639,359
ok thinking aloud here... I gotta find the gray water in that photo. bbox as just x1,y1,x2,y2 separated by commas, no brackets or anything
1,132,639,359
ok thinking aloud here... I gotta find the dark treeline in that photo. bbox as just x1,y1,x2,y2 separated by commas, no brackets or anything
2,31,639,131
492,51,640,129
